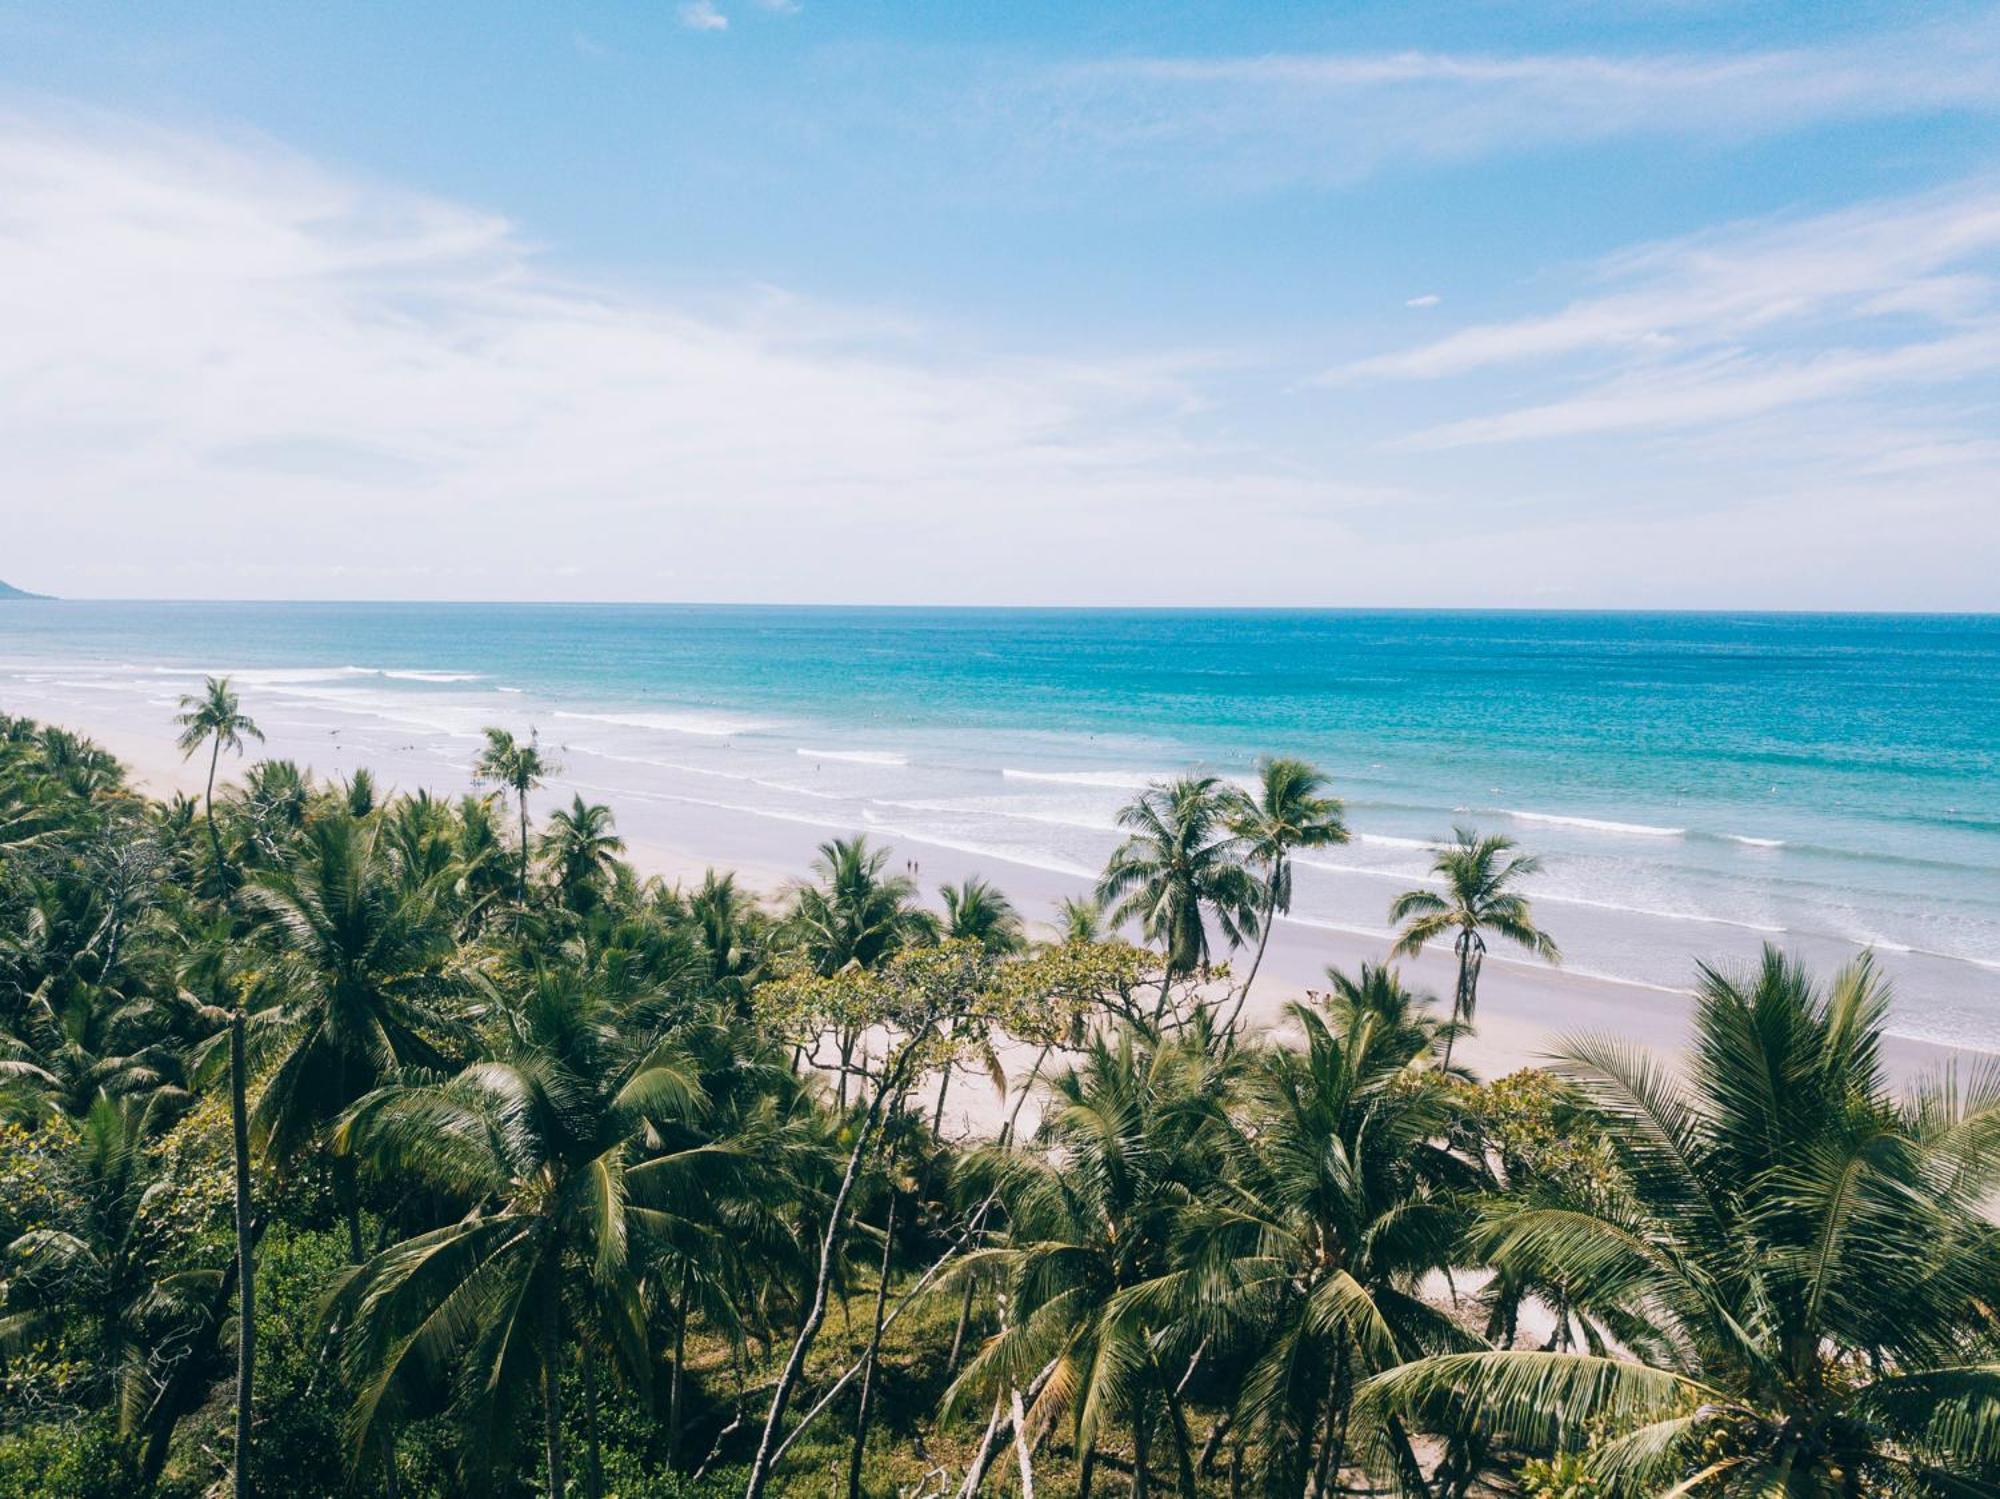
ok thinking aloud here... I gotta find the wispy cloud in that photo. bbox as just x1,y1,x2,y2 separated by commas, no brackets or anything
678,1,729,34
1326,184,2000,448
1027,17,2000,187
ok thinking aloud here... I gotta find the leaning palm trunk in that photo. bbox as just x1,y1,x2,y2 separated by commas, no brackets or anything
1441,930,1483,1070
1222,880,1279,1037
205,737,226,894
230,1011,255,1499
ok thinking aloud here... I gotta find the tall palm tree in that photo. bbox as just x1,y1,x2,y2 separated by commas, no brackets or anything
950,1029,1236,1497
787,837,933,1104
1097,775,1261,1001
1389,827,1558,1069
240,814,459,1261
1189,967,1479,1496
1366,949,2000,1496
174,677,262,893
539,794,625,914
941,875,1026,956
472,727,557,907
327,959,714,1498
1222,758,1348,1035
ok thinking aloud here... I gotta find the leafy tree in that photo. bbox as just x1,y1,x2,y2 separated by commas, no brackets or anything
1222,758,1348,1036
1366,949,2000,1495
1389,826,1559,1069
328,956,711,1499
540,794,626,915
1097,775,1261,1003
172,678,263,896
471,727,557,908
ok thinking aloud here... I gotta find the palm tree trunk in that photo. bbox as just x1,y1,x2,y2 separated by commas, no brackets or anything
517,791,530,907
668,1266,691,1466
948,1276,977,1372
205,737,225,894
540,1290,567,1499
335,1152,365,1264
230,1011,255,1499
845,1189,899,1499
1131,1405,1151,1499
1077,1441,1097,1499
1222,883,1278,1037
581,1340,604,1499
1441,931,1473,1071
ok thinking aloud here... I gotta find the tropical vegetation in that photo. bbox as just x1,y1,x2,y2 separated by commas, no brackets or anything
0,695,1994,1497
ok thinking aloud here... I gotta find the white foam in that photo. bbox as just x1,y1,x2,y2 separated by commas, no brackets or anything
1540,891,1785,934
1849,933,1915,954
1355,833,1438,852
1001,767,1161,789
796,748,908,767
555,709,769,737
1727,834,1786,848
379,669,482,683
1501,809,1685,838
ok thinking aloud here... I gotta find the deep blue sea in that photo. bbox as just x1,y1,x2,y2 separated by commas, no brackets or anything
4,604,1996,1045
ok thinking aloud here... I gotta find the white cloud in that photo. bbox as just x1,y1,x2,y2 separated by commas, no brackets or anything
0,113,1358,602
678,1,729,33
1405,294,1441,309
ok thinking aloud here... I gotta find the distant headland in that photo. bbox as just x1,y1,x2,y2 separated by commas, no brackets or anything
0,580,50,600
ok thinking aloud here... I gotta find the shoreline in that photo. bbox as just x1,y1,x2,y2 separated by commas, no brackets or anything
83,713,1983,1120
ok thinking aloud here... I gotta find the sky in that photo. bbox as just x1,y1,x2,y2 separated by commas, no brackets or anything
3,0,1999,607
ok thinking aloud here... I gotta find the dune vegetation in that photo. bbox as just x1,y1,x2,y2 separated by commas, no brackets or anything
1,684,1997,1497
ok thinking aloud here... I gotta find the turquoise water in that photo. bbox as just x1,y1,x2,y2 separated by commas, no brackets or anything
3,604,1996,1044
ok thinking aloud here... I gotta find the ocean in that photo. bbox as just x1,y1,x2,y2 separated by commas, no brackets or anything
3,603,1996,1048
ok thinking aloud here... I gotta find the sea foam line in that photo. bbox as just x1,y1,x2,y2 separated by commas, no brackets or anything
796,748,909,767
1500,809,1686,838
554,709,770,737
1001,767,1162,790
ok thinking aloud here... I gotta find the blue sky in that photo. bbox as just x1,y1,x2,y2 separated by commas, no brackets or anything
3,1,1999,605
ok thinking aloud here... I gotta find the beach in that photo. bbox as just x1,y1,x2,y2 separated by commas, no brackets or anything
21,656,1980,1136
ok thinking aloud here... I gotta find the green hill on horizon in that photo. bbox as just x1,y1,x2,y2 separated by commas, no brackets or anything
0,579,50,600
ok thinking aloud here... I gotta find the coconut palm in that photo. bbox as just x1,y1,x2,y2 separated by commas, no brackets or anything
941,876,1026,956
240,814,460,1261
471,727,557,907
1054,894,1108,946
687,868,769,1008
540,794,625,914
1188,966,1479,1496
1366,949,2000,1495
1097,775,1261,1000
327,958,714,1498
1389,827,1559,1069
949,1028,1235,1497
174,677,262,893
1222,758,1348,1035
787,837,934,1104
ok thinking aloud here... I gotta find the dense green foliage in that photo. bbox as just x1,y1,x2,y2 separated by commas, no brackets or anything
1,696,1997,1497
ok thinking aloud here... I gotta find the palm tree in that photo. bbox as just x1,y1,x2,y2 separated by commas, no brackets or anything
687,868,768,1007
1097,775,1261,1002
540,794,626,914
941,876,1026,955
950,1028,1236,1497
240,814,459,1261
1189,967,1479,1496
1222,758,1348,1035
1366,948,2000,1495
327,958,714,1498
471,726,557,907
1389,827,1558,1069
1054,895,1108,946
787,837,933,1105
174,677,263,893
